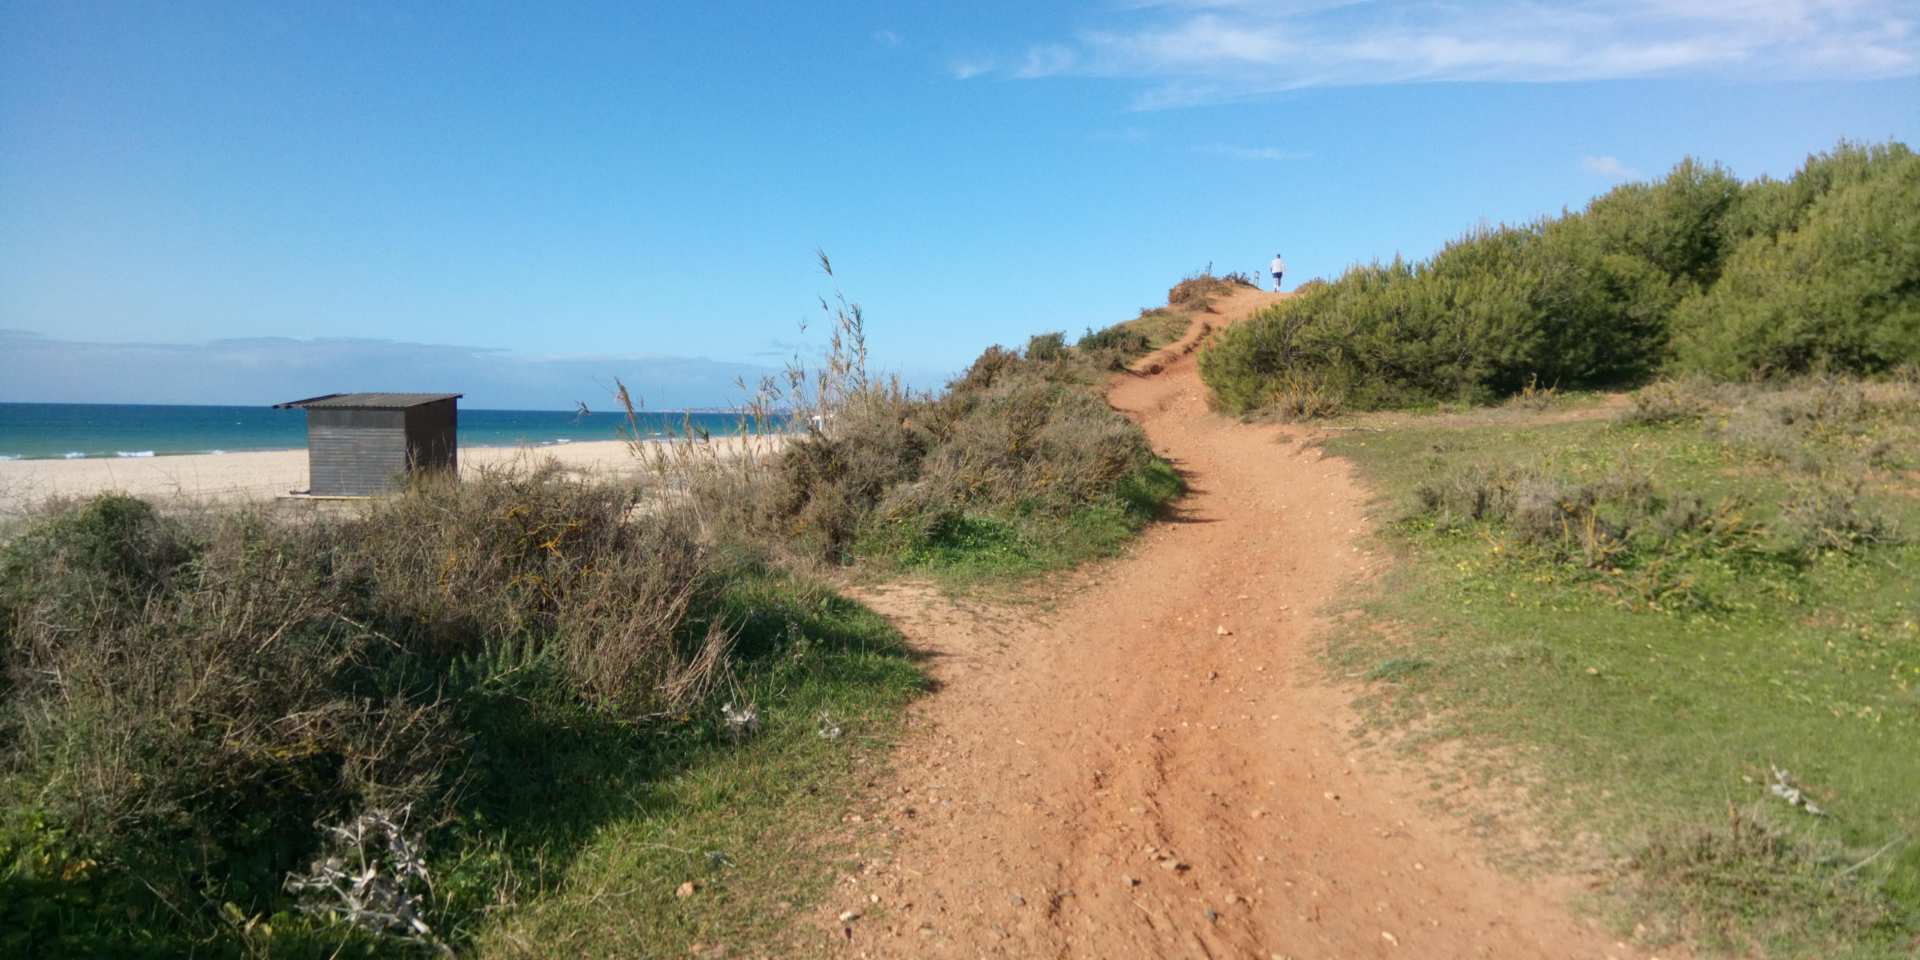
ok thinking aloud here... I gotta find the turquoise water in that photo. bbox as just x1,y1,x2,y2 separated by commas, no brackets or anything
0,403,767,461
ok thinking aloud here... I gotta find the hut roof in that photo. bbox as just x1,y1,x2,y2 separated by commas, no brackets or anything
274,393,463,410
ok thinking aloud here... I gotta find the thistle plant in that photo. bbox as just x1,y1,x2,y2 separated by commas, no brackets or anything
285,805,446,952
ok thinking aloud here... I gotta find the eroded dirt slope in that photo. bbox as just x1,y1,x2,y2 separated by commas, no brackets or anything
824,287,1648,959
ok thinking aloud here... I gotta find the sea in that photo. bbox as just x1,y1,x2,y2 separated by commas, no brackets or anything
0,402,766,461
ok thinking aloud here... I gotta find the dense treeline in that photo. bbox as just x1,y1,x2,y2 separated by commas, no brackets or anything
1200,141,1920,414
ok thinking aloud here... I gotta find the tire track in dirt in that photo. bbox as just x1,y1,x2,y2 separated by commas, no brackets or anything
822,288,1655,959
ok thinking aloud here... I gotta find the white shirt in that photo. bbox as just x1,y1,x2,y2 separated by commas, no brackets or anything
1270,257,1286,274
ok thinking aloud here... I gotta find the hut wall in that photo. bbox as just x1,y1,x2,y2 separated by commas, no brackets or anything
405,401,459,474
307,408,409,496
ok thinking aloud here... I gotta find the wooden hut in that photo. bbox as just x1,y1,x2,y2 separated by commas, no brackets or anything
273,393,462,496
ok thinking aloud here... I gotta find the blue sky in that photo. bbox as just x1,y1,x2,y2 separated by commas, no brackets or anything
3,1,1916,408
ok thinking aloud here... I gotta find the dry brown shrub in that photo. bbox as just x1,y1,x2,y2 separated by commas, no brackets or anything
0,465,730,927
1617,377,1722,426
1265,371,1344,420
1167,272,1236,310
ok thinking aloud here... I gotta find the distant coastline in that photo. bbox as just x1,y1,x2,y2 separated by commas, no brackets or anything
0,401,773,461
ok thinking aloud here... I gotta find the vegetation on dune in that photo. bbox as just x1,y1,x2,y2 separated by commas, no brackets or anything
0,474,923,957
1200,140,1920,416
1076,270,1256,369
1327,377,1920,957
0,259,1181,955
659,256,1188,585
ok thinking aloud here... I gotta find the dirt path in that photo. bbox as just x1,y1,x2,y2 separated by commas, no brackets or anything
824,288,1647,958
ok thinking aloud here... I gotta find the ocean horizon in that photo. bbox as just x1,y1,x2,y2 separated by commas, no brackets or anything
0,401,769,461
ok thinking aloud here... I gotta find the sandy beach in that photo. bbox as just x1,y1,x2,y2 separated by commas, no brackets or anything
0,436,779,516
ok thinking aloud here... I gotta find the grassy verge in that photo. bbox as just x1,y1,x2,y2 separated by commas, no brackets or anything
455,570,923,957
861,457,1182,587
1322,379,1919,958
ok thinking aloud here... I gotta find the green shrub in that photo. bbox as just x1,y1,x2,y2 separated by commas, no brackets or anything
1025,331,1066,362
1673,151,1920,378
1076,324,1151,355
1583,157,1743,290
1199,140,1918,416
1199,217,1675,414
1076,307,1191,369
1725,140,1917,244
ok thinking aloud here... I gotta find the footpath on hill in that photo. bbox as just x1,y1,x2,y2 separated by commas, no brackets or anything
817,287,1659,958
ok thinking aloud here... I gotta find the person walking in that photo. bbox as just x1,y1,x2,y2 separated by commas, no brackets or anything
1269,253,1286,291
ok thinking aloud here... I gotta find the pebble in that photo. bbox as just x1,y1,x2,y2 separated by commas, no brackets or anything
1121,874,1139,887
1216,625,1233,636
675,881,697,898
1009,894,1025,907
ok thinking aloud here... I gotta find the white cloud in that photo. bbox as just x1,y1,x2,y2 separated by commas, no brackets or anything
950,56,996,79
1198,143,1311,161
1014,44,1079,78
967,1,1918,105
1581,155,1641,180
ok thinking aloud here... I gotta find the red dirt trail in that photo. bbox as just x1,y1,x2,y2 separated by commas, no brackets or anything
823,288,1657,959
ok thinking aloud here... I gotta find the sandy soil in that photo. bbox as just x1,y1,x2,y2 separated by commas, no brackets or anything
819,288,1655,958
0,436,774,515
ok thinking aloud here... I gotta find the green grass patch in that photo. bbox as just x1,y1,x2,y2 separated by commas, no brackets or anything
454,569,924,957
1323,380,1920,958
861,457,1183,587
